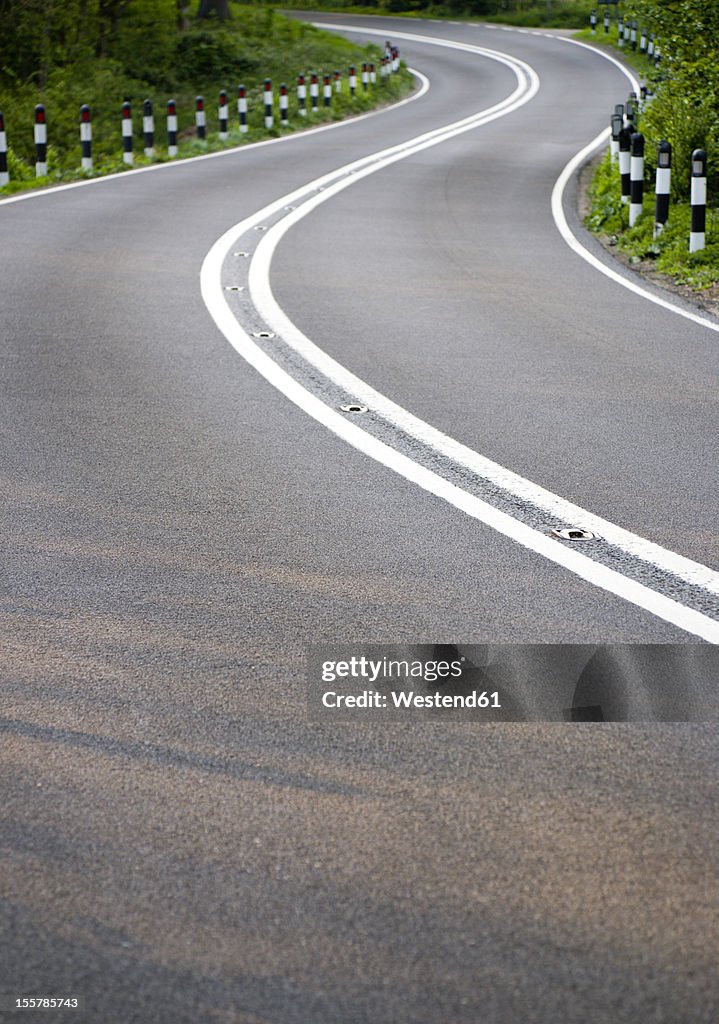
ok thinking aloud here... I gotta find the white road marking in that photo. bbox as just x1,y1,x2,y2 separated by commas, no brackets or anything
201,28,719,641
550,38,719,334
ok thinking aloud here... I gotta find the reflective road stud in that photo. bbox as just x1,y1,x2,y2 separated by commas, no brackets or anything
80,104,92,171
238,85,248,133
34,104,47,176
195,96,206,140
629,131,644,227
122,101,133,164
0,112,8,187
690,149,707,253
654,140,671,238
167,99,178,157
143,99,154,158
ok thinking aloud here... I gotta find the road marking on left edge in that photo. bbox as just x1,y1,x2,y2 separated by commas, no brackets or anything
201,27,719,642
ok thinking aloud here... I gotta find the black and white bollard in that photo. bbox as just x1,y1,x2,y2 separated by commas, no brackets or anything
618,126,631,204
654,140,671,238
80,104,92,172
618,16,624,47
264,79,273,129
690,149,707,253
648,32,655,58
362,63,369,91
167,100,178,157
310,73,318,113
323,73,331,108
630,20,637,51
603,10,609,33
626,92,637,129
610,112,623,162
639,27,647,54
590,9,596,34
195,96,206,139
297,74,307,117
143,99,154,158
334,70,341,94
238,85,248,133
0,112,8,187
629,131,644,227
122,101,133,164
280,83,289,125
35,104,47,176
349,66,356,97
219,89,229,140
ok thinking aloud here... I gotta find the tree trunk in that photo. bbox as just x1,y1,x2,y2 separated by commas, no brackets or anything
197,0,230,18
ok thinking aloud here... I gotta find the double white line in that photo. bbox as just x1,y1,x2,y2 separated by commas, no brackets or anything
201,25,719,642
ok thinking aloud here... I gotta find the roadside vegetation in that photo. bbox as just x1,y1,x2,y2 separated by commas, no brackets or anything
274,0,595,29
0,1,413,195
577,1,719,298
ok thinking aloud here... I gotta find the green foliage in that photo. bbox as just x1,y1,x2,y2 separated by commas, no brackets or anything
0,1,413,192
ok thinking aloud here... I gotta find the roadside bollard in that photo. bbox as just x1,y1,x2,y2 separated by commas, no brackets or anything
349,65,356,96
310,73,319,112
122,101,133,164
603,10,609,33
362,63,369,91
640,28,647,54
630,20,638,51
80,104,92,172
264,79,273,129
610,112,623,162
218,89,229,140
195,96,206,139
35,104,47,176
648,33,655,58
654,140,671,238
590,10,596,34
238,85,248,133
619,126,631,204
297,74,307,117
0,112,8,186
323,73,331,108
618,16,624,47
629,131,644,227
334,70,341,94
392,46,399,71
690,149,707,253
280,83,289,125
370,63,376,85
167,99,178,157
143,99,154,158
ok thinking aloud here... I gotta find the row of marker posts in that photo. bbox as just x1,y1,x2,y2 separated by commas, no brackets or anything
0,47,401,183
609,98,708,251
589,11,661,64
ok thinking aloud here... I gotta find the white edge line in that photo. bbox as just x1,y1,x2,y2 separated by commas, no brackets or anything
551,37,719,335
199,31,719,642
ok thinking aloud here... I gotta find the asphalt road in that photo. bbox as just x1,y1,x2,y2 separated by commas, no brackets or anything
1,15,718,1024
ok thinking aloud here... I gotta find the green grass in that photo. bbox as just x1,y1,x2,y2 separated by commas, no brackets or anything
585,150,719,292
0,6,413,196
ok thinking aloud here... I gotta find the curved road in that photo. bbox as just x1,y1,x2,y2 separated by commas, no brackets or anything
1,16,718,1023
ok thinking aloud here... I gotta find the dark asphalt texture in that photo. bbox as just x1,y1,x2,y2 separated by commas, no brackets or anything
1,16,718,1024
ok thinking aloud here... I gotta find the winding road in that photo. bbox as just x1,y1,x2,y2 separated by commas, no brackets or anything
1,15,718,1023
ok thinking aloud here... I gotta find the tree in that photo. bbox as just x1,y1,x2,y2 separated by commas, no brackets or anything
197,0,230,18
